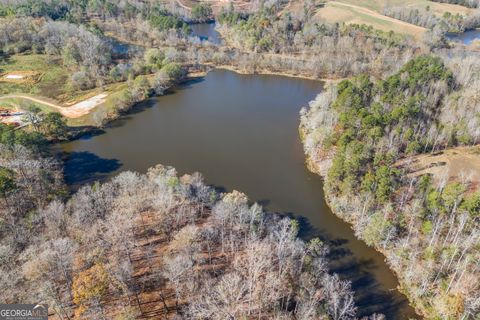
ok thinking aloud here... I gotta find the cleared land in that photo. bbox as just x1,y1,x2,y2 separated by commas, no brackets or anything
0,54,127,126
331,0,473,14
0,54,68,99
0,93,108,118
316,1,426,39
314,0,474,40
397,146,480,189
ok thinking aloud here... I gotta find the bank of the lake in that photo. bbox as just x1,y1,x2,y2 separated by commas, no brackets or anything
446,29,480,45
212,65,345,83
59,69,418,319
300,133,425,318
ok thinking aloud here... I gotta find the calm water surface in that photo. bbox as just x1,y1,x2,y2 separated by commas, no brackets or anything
447,29,480,45
60,70,418,319
191,22,222,44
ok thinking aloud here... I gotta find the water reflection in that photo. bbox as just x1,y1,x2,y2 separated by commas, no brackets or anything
447,29,480,45
191,22,222,44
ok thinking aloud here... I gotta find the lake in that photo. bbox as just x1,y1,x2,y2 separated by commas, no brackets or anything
60,70,418,319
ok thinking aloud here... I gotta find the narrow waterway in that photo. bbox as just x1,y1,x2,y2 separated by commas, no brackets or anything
447,28,480,45
60,70,418,319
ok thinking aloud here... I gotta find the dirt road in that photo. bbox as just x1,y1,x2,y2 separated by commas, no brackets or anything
397,146,480,187
324,1,426,33
0,93,108,118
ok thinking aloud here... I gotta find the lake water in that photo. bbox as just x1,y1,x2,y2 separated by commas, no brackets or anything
60,70,418,319
447,29,480,45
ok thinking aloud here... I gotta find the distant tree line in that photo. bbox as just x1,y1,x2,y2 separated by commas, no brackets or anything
216,4,419,78
0,0,190,32
383,5,480,32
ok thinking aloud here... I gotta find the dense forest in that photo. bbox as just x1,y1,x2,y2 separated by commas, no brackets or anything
301,54,480,319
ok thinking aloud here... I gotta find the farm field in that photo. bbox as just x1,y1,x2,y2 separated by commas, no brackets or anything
315,1,426,39
314,0,475,39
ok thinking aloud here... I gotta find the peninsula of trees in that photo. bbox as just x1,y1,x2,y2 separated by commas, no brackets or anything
301,54,480,319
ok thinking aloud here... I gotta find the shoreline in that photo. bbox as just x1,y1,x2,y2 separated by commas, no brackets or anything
212,64,344,84
299,125,424,319
47,66,340,141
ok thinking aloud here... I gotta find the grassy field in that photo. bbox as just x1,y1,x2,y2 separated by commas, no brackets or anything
332,0,473,14
66,82,129,127
0,84,129,128
0,54,109,104
314,0,474,40
0,54,69,99
0,54,130,127
0,97,57,114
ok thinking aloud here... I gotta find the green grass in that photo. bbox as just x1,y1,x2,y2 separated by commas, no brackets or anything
0,54,154,128
0,54,69,99
0,97,57,113
0,54,127,127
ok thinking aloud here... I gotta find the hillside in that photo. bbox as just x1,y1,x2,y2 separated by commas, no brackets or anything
314,0,477,38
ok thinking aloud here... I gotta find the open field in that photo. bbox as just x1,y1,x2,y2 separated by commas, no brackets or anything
314,0,474,40
0,54,131,127
0,93,108,118
316,1,426,39
0,89,121,128
397,146,480,189
0,54,114,105
0,54,69,99
330,0,473,15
